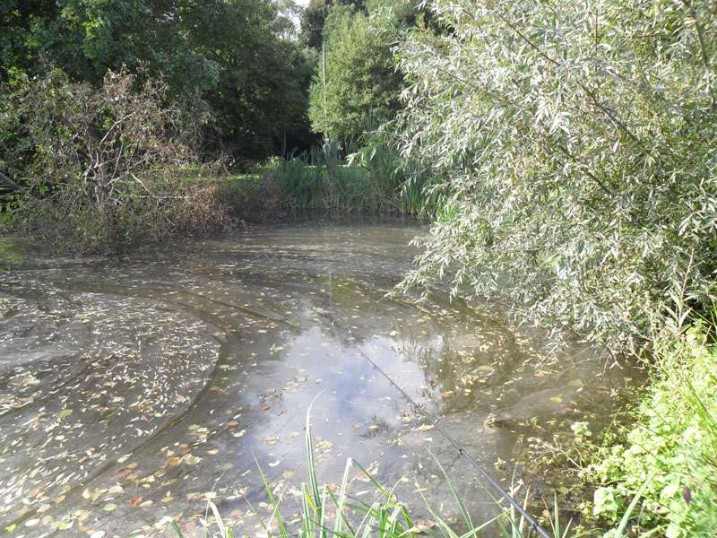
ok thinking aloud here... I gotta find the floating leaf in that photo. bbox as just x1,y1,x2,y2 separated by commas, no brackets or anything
415,424,434,431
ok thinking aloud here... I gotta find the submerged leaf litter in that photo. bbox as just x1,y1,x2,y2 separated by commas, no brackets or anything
0,218,635,536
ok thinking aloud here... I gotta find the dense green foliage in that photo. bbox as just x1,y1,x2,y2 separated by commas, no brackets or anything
308,4,403,145
395,0,717,352
1,0,317,250
0,0,311,160
586,323,717,537
221,139,423,216
300,0,367,51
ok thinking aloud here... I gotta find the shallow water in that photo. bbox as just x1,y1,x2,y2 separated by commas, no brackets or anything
0,218,635,536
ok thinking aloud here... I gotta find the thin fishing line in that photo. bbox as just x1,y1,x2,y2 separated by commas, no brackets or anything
351,340,553,538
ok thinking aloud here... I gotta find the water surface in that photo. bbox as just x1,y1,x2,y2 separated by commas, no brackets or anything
0,218,634,536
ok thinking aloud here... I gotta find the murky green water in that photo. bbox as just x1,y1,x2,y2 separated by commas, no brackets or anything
0,218,636,536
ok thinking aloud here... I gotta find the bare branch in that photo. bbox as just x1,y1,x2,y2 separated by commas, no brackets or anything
0,170,22,192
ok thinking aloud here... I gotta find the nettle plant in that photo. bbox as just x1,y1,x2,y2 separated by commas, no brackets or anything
395,0,717,353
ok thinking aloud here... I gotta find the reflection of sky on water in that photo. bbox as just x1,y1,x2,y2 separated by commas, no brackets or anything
0,219,638,536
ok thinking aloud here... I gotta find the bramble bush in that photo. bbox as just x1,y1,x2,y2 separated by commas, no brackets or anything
0,68,227,253
395,0,717,353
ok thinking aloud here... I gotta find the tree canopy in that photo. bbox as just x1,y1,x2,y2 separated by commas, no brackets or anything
396,0,717,352
307,2,405,146
1,0,312,160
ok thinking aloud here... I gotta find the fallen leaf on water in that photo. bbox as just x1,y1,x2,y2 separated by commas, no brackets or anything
415,424,434,431
114,468,133,480
128,497,142,507
414,519,437,530
102,503,118,512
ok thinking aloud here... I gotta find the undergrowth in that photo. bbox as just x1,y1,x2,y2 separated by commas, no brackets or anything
583,322,717,537
220,136,432,217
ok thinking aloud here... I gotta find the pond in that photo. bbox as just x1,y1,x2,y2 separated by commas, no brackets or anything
0,218,636,536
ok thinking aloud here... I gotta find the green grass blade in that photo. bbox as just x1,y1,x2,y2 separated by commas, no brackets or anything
614,482,647,537
171,520,185,538
256,459,289,537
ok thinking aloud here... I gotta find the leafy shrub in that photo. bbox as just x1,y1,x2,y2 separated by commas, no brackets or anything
395,0,717,352
585,324,717,536
0,68,227,253
243,139,421,214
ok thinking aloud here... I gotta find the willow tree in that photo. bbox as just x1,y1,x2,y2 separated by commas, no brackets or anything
396,0,717,352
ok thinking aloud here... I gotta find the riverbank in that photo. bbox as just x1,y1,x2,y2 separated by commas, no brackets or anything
0,158,429,258
584,324,717,536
